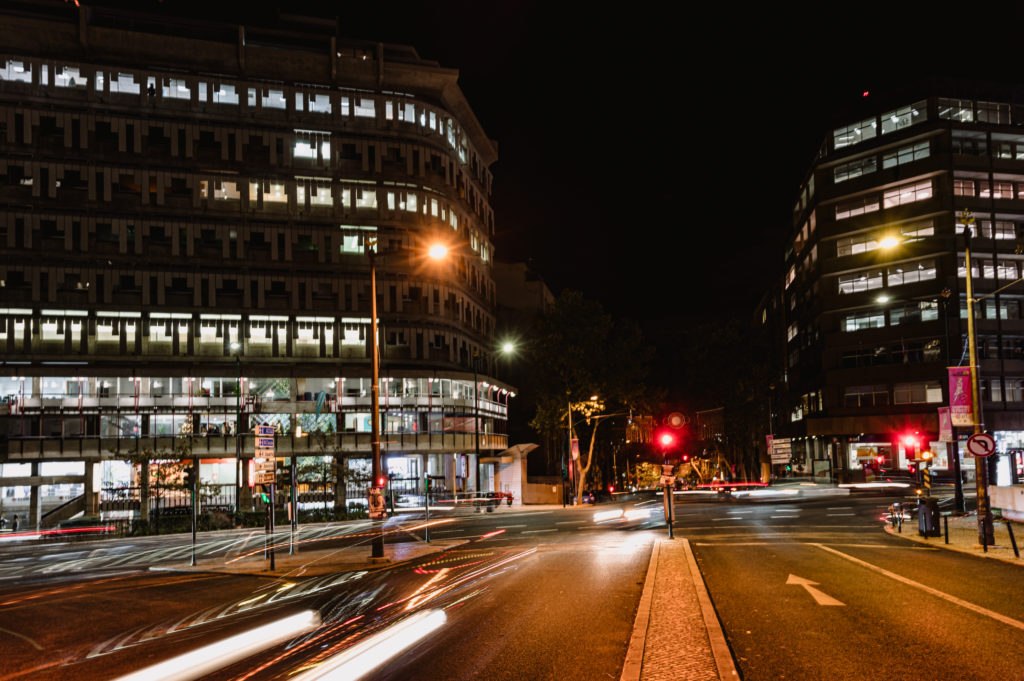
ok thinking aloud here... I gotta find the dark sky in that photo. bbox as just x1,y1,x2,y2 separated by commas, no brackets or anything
86,1,1024,323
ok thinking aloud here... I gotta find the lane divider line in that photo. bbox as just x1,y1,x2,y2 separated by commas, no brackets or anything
813,544,1024,631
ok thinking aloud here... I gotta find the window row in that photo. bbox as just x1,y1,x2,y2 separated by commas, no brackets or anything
0,375,507,403
841,301,940,332
837,259,937,294
953,175,1024,200
844,380,942,407
0,58,482,172
835,220,934,257
939,98,1013,125
833,141,930,184
958,257,1024,281
839,339,941,367
833,101,926,150
835,180,932,220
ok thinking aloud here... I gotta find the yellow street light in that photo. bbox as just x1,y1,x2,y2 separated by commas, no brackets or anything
879,235,901,249
428,243,448,260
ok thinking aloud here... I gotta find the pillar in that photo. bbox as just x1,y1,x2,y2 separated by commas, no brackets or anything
84,461,99,516
28,462,41,530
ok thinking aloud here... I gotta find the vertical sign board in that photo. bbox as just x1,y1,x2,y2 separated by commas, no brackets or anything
948,367,974,427
771,437,792,464
253,424,275,484
938,407,953,443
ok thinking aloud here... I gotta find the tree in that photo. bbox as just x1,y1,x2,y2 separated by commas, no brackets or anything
524,290,654,504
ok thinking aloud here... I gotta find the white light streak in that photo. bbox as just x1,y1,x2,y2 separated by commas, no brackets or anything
111,610,320,681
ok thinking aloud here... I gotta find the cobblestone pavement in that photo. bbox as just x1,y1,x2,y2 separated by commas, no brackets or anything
622,538,738,681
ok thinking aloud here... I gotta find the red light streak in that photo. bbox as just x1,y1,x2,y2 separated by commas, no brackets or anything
480,529,506,540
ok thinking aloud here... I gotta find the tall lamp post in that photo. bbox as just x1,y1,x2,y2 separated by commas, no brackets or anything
367,238,448,560
961,214,996,546
231,343,242,516
471,342,515,497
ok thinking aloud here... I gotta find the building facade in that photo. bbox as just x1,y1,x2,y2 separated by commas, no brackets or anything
0,3,513,524
766,88,1024,485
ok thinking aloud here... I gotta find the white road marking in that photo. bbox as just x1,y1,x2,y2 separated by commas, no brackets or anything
827,507,853,510
827,513,856,516
726,510,752,514
522,529,558,534
786,574,845,606
499,524,527,528
555,521,587,525
771,515,799,519
712,518,740,522
0,626,43,650
814,544,1024,631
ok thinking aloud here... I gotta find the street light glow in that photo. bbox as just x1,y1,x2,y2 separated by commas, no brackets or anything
501,341,515,354
428,243,448,260
879,236,900,249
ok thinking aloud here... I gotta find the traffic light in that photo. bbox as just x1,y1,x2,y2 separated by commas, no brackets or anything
876,455,885,466
608,485,615,493
184,466,196,489
657,431,676,449
921,450,933,467
376,476,387,489
681,453,690,463
785,464,792,471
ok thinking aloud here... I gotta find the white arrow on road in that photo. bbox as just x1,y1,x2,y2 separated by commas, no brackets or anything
786,574,845,606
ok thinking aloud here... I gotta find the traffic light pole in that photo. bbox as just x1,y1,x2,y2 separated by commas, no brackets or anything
289,455,298,555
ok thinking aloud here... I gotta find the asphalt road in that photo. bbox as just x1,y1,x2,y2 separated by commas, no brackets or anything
0,505,658,680
1,490,1021,681
682,492,1024,681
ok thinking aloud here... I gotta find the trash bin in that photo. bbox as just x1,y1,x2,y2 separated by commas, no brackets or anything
918,498,941,537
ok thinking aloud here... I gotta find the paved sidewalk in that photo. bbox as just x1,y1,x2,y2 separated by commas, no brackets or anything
884,508,1023,565
621,538,739,681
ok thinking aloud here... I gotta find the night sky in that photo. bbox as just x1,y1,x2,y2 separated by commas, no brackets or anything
80,1,1024,323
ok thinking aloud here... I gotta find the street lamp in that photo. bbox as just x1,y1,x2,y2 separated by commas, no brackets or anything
471,342,515,497
230,342,243,515
367,236,449,560
961,214,996,546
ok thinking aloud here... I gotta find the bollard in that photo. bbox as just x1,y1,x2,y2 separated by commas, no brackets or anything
1006,520,1020,558
944,515,949,544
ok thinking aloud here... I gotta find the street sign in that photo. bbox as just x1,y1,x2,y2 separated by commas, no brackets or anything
254,458,275,471
659,475,676,487
256,437,275,449
255,425,275,436
771,437,792,464
967,433,996,457
661,463,675,476
253,470,275,484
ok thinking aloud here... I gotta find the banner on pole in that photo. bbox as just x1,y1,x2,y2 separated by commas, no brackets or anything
938,407,953,442
570,438,580,460
948,367,973,427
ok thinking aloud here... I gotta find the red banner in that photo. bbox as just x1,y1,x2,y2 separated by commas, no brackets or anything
938,407,953,442
948,367,973,427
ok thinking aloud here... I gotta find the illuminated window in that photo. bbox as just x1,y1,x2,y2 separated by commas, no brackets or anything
938,98,974,122
55,66,85,88
354,98,376,118
0,60,32,83
881,101,925,134
309,93,332,113
833,156,876,183
356,188,377,209
109,72,140,94
977,101,1011,125
835,195,880,220
882,141,929,168
836,233,879,257
212,84,239,105
887,259,936,286
262,89,286,109
883,180,931,209
890,301,938,325
163,77,190,100
833,117,876,150
838,269,883,294
842,311,885,332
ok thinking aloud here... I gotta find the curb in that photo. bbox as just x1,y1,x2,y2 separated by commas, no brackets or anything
620,540,660,681
882,523,1023,567
682,538,740,680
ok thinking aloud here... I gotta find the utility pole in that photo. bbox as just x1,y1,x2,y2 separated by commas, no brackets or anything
962,212,995,546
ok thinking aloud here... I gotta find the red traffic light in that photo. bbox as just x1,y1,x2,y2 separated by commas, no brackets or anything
377,476,386,488
876,456,885,465
901,433,920,448
608,485,615,493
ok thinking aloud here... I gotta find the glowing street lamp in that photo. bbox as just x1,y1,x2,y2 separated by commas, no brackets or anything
878,235,901,250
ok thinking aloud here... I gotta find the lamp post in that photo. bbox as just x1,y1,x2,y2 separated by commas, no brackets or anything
471,343,515,497
961,215,996,546
231,343,243,516
366,237,448,560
